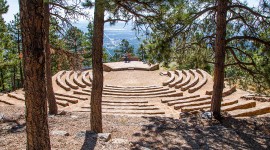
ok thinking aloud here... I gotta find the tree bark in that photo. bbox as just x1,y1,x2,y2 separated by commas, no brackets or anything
0,69,5,91
91,0,105,133
45,2,58,115
17,26,24,88
211,0,228,120
19,0,51,149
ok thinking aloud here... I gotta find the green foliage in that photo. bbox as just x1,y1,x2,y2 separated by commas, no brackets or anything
111,39,134,62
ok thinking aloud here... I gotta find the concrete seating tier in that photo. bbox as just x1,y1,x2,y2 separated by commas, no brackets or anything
65,71,79,89
55,96,79,104
181,70,199,91
102,87,170,93
167,96,211,106
73,71,87,88
77,89,183,98
56,71,71,91
82,71,92,86
161,94,200,103
229,103,270,117
188,69,208,93
54,92,88,100
162,71,175,86
206,85,236,97
0,98,14,105
240,95,270,102
181,99,238,112
175,70,191,89
104,86,164,91
168,70,183,87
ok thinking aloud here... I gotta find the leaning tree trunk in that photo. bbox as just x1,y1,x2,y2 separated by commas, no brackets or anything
91,0,105,133
20,0,51,149
45,2,58,115
211,0,228,120
17,27,24,88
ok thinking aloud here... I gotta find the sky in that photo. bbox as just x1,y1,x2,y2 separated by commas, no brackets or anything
3,0,261,23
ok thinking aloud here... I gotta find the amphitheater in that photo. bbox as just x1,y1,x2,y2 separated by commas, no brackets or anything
0,61,270,118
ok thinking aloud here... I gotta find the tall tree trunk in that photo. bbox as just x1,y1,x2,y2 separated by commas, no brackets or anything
45,2,58,115
91,0,105,133
0,69,5,91
19,0,51,149
211,0,228,120
12,66,16,90
18,28,24,88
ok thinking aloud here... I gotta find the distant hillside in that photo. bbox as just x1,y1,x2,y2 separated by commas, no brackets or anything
75,21,145,57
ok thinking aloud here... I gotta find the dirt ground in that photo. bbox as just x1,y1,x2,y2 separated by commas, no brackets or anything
1,105,270,150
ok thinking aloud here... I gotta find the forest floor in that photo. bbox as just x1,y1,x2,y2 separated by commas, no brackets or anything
1,105,270,150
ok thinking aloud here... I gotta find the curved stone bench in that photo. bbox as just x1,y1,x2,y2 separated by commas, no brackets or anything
56,71,71,91
206,85,236,97
54,92,88,100
89,72,93,82
55,95,79,104
181,70,199,91
181,99,238,112
82,71,92,86
168,70,183,87
162,71,175,86
65,71,79,89
229,103,270,117
104,85,163,91
161,94,200,103
103,87,170,93
7,93,25,101
175,70,191,89
188,69,208,93
73,71,87,88
167,95,211,106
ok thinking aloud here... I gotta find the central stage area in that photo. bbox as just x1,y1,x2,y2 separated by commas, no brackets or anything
103,61,159,71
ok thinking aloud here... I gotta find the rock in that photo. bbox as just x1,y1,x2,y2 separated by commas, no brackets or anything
76,131,86,138
97,133,111,142
51,130,70,136
112,138,129,144
201,111,212,119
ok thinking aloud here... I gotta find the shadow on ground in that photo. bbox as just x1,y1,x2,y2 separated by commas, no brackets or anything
80,131,97,150
130,114,270,149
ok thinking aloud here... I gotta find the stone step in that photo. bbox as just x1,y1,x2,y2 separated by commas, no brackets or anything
181,99,238,112
7,93,25,101
56,71,71,91
54,92,88,100
221,101,256,111
104,85,163,91
181,70,199,91
103,87,170,93
82,106,159,110
188,69,208,93
174,99,212,110
0,98,14,105
206,86,236,97
175,70,191,89
102,103,155,107
102,99,149,103
102,91,183,98
163,71,175,86
55,96,79,104
168,70,183,87
229,103,270,117
81,71,92,86
161,94,200,103
167,96,211,106
102,109,165,115
73,71,87,88
65,71,79,89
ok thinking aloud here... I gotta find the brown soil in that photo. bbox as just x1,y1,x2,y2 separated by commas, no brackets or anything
1,105,270,150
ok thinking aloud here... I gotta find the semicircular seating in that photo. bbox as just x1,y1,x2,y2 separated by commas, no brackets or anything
162,71,175,86
56,71,71,91
188,69,208,93
206,85,236,97
168,70,183,87
65,71,79,89
175,70,191,89
73,71,87,88
181,69,199,91
82,71,92,86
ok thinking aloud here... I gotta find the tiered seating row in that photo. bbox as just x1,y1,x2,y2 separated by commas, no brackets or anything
162,71,175,86
206,86,236,97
